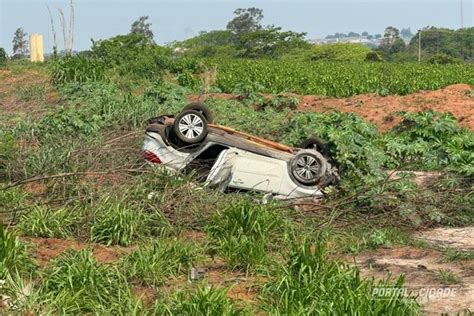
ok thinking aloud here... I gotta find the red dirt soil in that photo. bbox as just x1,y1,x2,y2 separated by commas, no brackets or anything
190,84,474,132
23,237,135,267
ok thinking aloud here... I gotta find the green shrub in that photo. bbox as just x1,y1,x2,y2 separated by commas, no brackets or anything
365,51,383,62
40,249,139,314
261,240,419,315
50,56,106,85
17,206,77,238
310,43,373,62
0,48,7,66
90,202,145,246
152,285,242,315
384,111,474,174
428,53,462,65
0,226,36,278
121,239,199,287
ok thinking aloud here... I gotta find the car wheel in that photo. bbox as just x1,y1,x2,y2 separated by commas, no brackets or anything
290,150,327,185
182,103,213,123
300,136,330,157
174,109,208,144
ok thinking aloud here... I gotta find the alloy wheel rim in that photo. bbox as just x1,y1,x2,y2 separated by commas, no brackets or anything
178,113,204,139
294,155,320,181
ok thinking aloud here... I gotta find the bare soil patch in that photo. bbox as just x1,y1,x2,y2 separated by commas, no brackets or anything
0,68,57,121
354,227,474,315
23,237,134,267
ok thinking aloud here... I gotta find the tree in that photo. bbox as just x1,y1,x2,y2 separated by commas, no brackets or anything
379,26,406,55
362,31,369,37
12,27,29,58
348,32,360,38
236,27,307,58
382,26,400,46
227,7,263,35
130,16,154,43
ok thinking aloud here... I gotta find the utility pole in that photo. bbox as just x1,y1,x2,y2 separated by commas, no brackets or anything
460,0,464,28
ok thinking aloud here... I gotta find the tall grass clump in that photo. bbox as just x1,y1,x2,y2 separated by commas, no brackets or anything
260,240,419,315
90,201,145,246
121,239,200,287
17,206,77,238
39,249,140,314
152,285,243,315
207,200,290,271
0,226,36,278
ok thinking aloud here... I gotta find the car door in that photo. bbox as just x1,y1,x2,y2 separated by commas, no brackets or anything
228,151,284,193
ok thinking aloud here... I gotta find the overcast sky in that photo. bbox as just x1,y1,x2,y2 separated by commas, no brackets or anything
0,0,472,54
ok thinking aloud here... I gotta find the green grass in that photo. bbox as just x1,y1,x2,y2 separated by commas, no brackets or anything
435,269,461,285
206,200,291,271
260,240,420,315
90,201,146,246
40,249,141,314
17,206,77,238
152,284,243,315
121,239,200,287
0,226,36,278
441,249,474,262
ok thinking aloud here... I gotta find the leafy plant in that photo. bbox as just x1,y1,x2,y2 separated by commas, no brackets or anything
17,206,77,238
214,59,474,97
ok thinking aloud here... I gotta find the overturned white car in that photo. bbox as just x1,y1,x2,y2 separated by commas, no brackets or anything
142,104,339,199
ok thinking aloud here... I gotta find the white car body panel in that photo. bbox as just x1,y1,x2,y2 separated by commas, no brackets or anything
144,131,327,199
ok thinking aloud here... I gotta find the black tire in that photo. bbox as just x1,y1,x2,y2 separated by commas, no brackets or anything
300,136,330,158
290,150,327,185
182,103,213,124
173,109,208,144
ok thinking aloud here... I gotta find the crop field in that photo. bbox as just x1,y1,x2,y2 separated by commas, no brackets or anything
212,59,474,97
1,42,474,314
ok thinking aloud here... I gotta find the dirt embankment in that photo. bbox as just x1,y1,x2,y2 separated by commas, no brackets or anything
190,84,474,132
355,226,474,315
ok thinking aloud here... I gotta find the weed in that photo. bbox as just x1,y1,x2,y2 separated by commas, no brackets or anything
441,249,474,262
0,226,36,278
260,240,419,315
90,201,145,246
17,206,77,238
121,239,200,287
206,200,289,271
15,85,46,102
40,249,141,314
152,284,243,315
435,269,461,285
